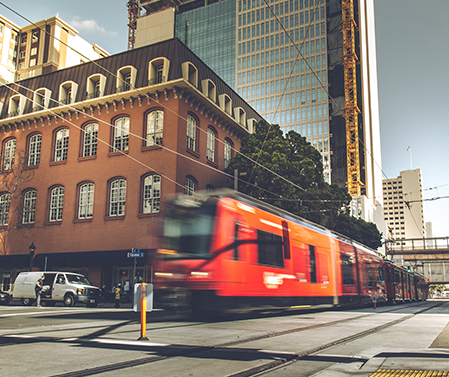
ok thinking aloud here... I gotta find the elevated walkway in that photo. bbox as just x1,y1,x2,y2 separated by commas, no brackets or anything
385,237,449,283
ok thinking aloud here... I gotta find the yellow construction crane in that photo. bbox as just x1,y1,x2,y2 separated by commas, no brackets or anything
342,0,362,197
127,0,139,50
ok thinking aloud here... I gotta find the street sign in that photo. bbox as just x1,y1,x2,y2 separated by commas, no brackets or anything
127,249,144,258
133,283,153,312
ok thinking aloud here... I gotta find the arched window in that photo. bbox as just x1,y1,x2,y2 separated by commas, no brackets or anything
2,138,16,170
142,174,161,213
113,117,129,152
83,123,98,157
185,176,195,196
109,179,126,216
0,193,11,226
28,134,41,166
49,186,64,222
117,66,137,93
156,65,164,84
146,110,163,146
224,138,233,169
206,127,216,162
186,114,197,152
22,189,37,224
54,129,69,162
78,182,95,219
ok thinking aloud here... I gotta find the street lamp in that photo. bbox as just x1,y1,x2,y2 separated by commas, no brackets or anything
29,242,36,271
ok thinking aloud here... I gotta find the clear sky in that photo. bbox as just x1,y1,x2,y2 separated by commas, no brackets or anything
1,0,447,237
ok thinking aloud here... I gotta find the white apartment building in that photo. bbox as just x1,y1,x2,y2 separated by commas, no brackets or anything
383,169,425,240
0,14,108,84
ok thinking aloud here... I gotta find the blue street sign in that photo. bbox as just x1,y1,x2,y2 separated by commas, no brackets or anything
128,249,144,258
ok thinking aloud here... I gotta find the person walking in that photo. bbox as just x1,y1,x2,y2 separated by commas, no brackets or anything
114,284,122,308
35,274,45,307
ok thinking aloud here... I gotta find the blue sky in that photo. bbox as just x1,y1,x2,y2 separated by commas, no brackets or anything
1,0,448,237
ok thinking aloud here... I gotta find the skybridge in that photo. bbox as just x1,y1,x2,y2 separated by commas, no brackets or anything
385,237,449,283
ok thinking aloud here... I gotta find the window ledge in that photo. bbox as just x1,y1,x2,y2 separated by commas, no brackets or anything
108,150,129,157
207,159,218,169
186,148,200,158
73,218,93,224
137,212,160,218
78,155,97,162
44,220,62,226
50,160,67,167
24,164,39,170
141,145,163,152
104,215,125,221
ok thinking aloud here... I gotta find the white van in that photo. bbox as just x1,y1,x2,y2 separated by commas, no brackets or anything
12,271,101,307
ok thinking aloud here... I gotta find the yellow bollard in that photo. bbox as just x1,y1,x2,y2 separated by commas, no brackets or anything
138,282,149,341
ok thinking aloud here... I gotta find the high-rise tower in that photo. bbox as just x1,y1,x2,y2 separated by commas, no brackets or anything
134,0,384,233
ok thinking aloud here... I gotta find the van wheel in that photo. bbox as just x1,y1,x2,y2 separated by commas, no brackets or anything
22,298,34,306
64,294,75,307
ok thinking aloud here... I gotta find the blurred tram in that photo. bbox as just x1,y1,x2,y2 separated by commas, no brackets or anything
153,190,428,315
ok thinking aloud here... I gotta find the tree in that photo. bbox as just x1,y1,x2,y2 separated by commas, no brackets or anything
0,151,35,255
225,120,382,249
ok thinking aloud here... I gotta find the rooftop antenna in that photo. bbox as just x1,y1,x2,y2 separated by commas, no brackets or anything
407,146,413,170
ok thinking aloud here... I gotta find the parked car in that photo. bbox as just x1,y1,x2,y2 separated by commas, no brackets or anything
0,290,11,305
12,271,101,307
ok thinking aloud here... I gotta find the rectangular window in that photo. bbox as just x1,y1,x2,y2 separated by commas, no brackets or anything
113,117,129,152
54,129,69,162
50,187,64,222
78,183,94,219
22,190,36,224
143,175,161,213
83,123,98,157
109,179,126,216
309,245,317,283
187,114,197,151
257,229,284,268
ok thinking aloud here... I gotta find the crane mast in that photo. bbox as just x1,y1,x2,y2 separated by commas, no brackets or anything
127,0,139,50
342,0,362,196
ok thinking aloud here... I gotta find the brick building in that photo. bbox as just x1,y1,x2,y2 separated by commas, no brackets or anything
0,38,261,292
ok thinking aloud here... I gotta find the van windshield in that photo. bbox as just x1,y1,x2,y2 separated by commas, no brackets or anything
66,274,92,286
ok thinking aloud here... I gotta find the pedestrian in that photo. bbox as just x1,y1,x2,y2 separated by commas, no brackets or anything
114,284,121,308
101,284,108,303
35,274,45,307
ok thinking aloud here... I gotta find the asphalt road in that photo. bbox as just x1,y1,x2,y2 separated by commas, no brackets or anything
1,300,449,377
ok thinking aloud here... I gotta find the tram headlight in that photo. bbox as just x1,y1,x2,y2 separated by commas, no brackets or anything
190,271,211,278
154,272,174,278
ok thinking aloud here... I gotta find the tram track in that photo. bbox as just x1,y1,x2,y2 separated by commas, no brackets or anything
28,301,439,377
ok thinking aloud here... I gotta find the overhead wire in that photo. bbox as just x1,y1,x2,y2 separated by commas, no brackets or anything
0,2,309,198
0,2,434,237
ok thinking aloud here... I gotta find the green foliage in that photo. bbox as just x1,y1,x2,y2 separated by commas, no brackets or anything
225,120,382,250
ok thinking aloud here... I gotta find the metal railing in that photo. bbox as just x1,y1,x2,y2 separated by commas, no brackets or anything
385,237,449,254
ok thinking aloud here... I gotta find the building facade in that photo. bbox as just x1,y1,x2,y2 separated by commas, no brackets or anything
0,38,260,292
0,14,108,85
382,169,425,241
135,0,385,239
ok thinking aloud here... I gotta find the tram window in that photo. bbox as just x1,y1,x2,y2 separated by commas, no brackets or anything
257,229,284,268
340,253,354,286
377,266,385,282
309,245,317,283
395,270,400,284
365,263,376,287
281,220,291,260
234,223,240,261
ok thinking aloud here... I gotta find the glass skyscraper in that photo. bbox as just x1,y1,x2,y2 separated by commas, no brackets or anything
175,0,236,88
136,0,384,233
